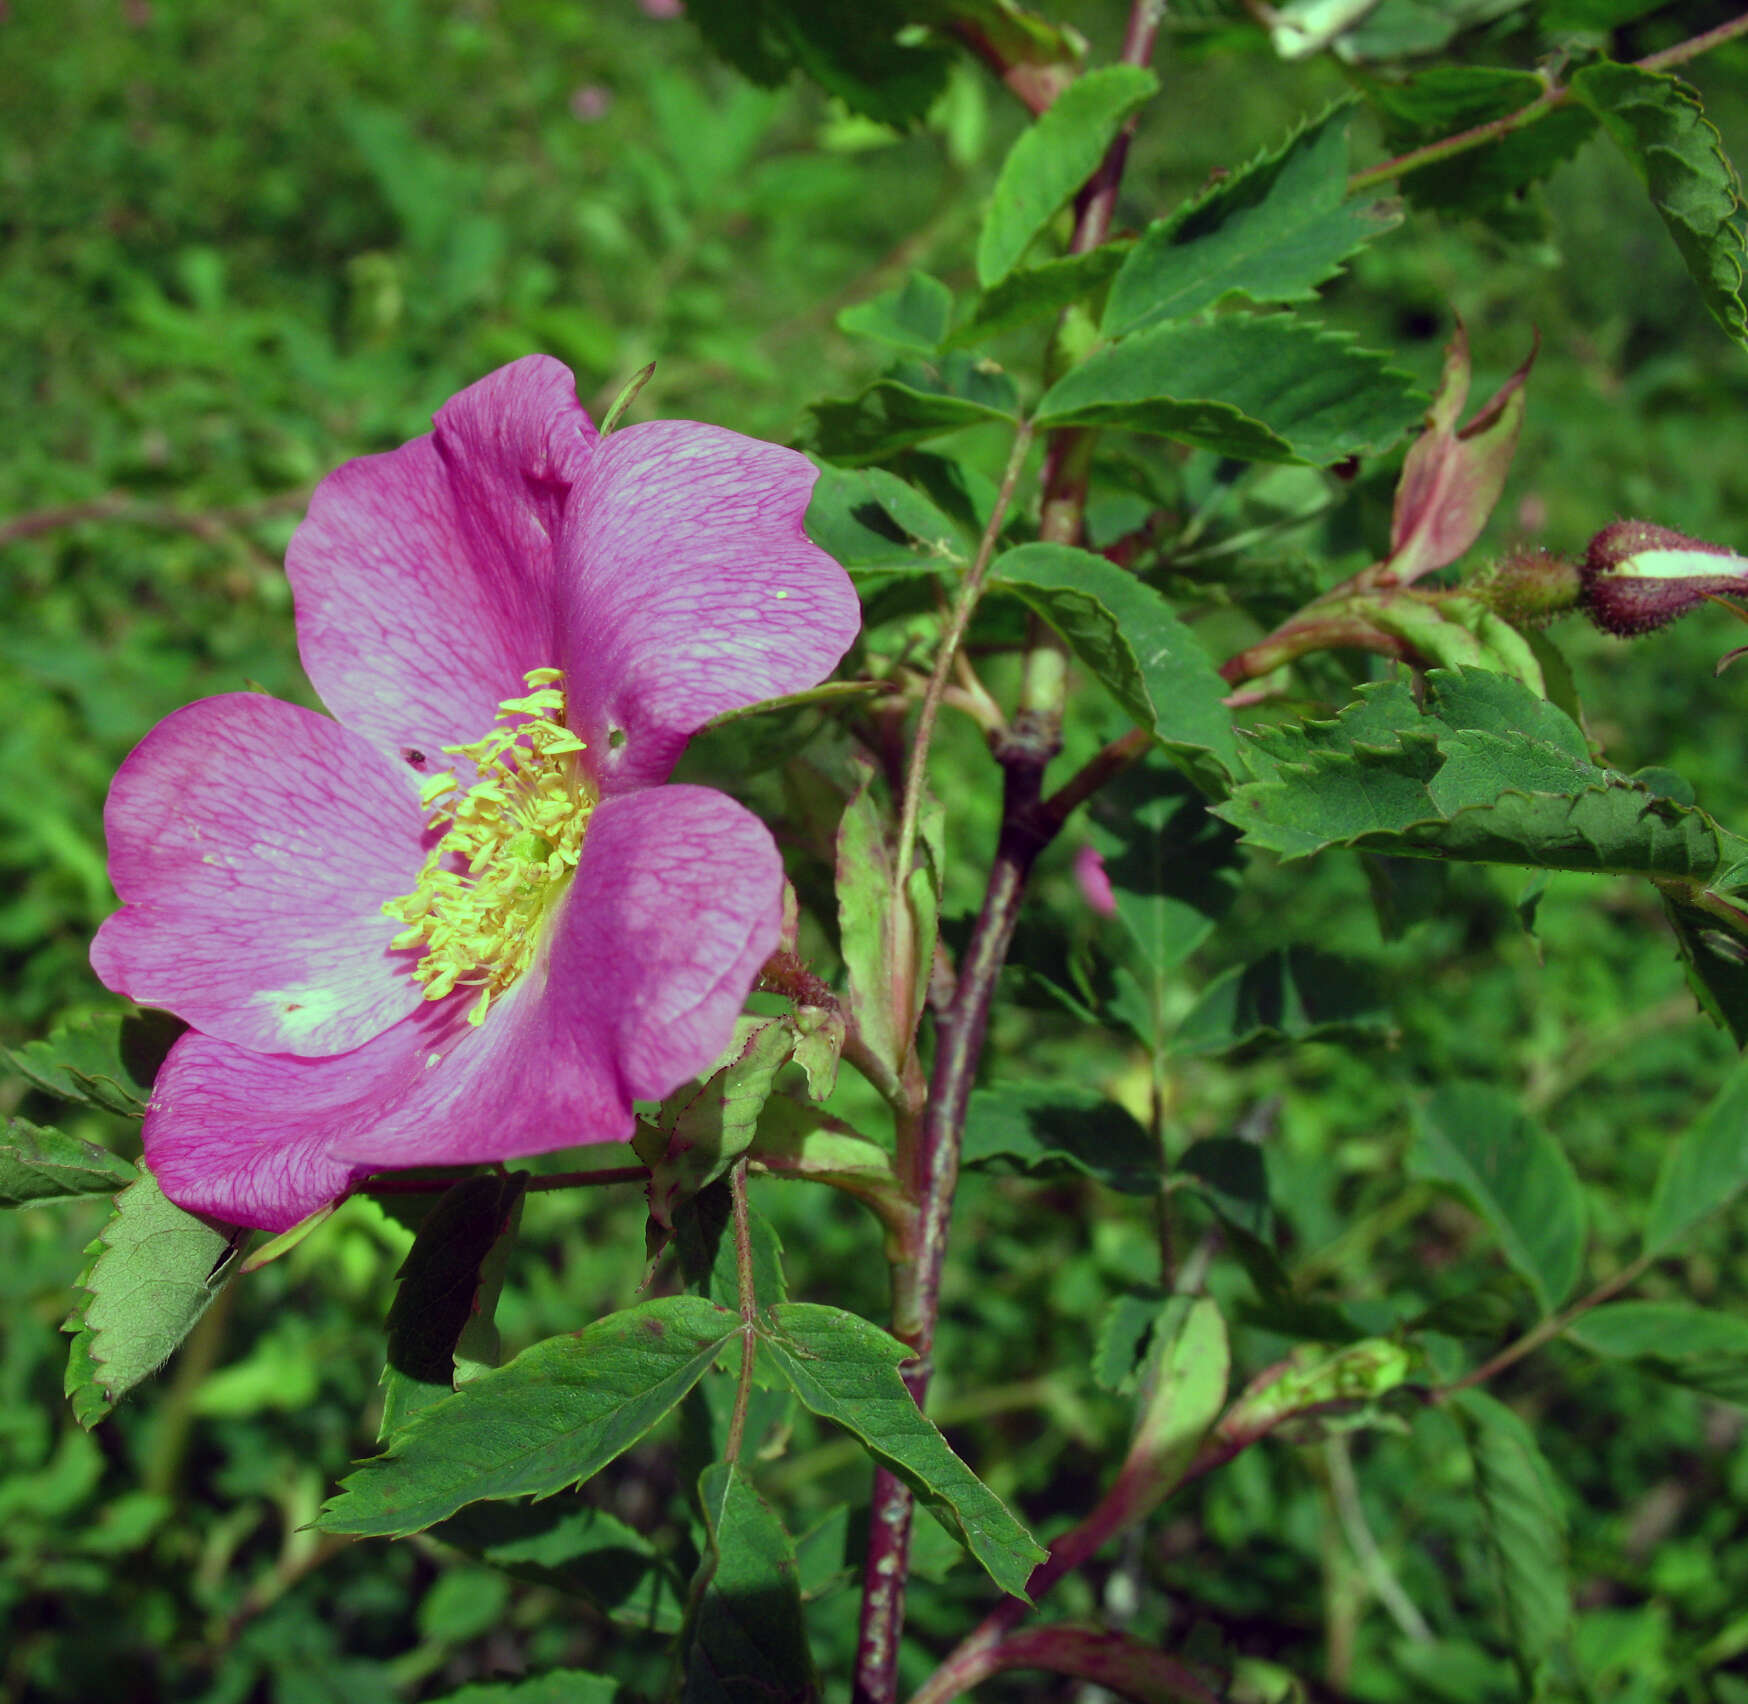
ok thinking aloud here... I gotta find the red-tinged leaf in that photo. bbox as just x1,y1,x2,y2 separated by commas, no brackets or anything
1387,320,1536,584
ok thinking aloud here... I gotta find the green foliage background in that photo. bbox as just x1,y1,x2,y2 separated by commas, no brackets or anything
7,1,1748,1701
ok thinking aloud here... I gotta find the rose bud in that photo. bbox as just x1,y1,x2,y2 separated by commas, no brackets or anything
1580,520,1748,637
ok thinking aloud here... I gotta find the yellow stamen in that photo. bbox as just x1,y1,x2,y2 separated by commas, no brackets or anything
382,669,594,1027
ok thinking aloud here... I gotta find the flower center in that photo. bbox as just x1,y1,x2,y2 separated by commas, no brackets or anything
383,668,594,1027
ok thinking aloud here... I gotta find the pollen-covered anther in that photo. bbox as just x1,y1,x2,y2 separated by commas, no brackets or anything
382,669,594,1027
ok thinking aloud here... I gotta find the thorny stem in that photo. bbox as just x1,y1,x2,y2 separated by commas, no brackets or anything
722,1159,761,1468
1347,12,1748,196
852,9,1163,1699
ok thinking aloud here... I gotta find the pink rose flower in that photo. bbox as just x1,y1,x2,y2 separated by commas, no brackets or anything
91,356,859,1231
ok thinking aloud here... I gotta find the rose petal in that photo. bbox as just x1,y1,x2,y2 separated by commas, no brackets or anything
91,694,427,1057
289,355,598,763
558,421,860,792
141,784,784,1230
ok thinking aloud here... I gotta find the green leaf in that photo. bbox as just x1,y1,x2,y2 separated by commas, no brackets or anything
1172,947,1389,1055
837,270,953,355
1565,1301,1748,1407
317,1296,738,1537
1220,670,1748,879
758,1303,1046,1597
1369,69,1596,222
975,65,1158,287
993,542,1237,772
424,1673,620,1704
804,462,966,575
0,1117,136,1207
1218,1337,1422,1446
833,763,941,1085
1093,1290,1172,1395
675,1183,789,1313
1450,1389,1571,1666
1176,1138,1271,1240
962,1083,1162,1194
1034,317,1425,466
1089,764,1242,1052
1366,66,1546,134
684,0,952,126
435,1497,687,1633
636,1017,800,1232
1121,1297,1230,1506
807,353,1020,464
3,1008,184,1119
1411,1083,1587,1314
1571,62,1747,347
1663,887,1748,1044
381,1172,527,1438
1644,1052,1748,1254
63,1170,239,1427
1104,106,1400,337
682,1462,817,1704
950,247,1128,347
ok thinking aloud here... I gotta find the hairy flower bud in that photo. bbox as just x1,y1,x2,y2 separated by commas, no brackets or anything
1580,520,1748,637
1467,546,1582,627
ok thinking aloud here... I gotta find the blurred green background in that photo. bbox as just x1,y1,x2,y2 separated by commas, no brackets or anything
7,2,1748,1700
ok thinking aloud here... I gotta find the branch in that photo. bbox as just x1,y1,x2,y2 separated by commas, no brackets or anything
1348,12,1748,195
909,1624,1226,1704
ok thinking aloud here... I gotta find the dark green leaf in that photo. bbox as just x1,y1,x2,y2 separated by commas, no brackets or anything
0,1117,135,1207
435,1497,686,1633
1172,948,1389,1055
1369,68,1596,221
682,1463,817,1704
1366,66,1546,135
3,1008,184,1119
1411,1084,1587,1313
804,462,966,575
1088,765,1242,1050
317,1296,738,1536
758,1303,1046,1597
807,353,1019,464
1571,62,1748,347
381,1172,527,1438
962,1083,1162,1194
684,0,952,126
1660,888,1748,1046
951,248,1128,347
1036,316,1424,465
976,65,1158,287
1565,1301,1748,1406
993,543,1237,771
675,1183,789,1313
1176,1137,1271,1239
63,1170,239,1427
1644,1051,1748,1254
1104,106,1400,337
837,271,953,355
1450,1389,1571,1665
